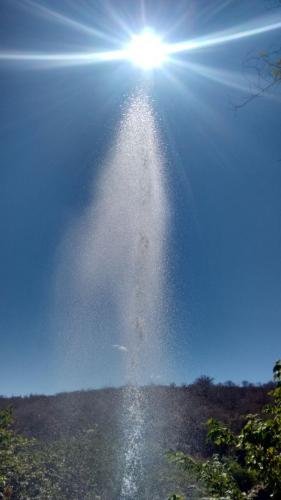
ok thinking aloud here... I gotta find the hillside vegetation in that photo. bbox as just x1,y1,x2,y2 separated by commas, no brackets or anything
0,379,273,499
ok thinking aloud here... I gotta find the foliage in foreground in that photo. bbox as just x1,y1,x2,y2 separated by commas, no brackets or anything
0,373,276,498
0,405,191,499
0,408,120,499
168,360,281,499
0,407,46,499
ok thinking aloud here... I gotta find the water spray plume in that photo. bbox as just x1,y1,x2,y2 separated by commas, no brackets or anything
55,89,168,497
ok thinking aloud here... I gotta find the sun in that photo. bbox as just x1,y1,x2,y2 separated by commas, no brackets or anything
125,29,167,70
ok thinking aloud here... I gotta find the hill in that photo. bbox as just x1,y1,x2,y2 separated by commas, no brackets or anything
0,379,272,455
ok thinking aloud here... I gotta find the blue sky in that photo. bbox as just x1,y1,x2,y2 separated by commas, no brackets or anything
0,0,281,394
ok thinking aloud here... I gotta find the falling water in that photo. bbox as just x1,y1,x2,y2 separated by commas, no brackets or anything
55,89,168,497
116,92,168,498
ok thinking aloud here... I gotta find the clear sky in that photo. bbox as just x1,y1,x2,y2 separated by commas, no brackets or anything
0,0,281,395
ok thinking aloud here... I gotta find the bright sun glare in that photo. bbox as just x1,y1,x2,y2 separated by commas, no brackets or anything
125,30,167,69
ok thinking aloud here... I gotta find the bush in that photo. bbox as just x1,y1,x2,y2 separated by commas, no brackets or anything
168,360,281,499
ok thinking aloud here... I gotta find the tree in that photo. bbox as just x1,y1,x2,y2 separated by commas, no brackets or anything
168,360,281,499
235,1,281,108
0,407,45,498
236,50,281,108
0,405,119,499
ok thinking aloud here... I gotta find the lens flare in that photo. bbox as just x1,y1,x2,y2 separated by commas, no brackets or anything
1,16,281,71
125,30,167,69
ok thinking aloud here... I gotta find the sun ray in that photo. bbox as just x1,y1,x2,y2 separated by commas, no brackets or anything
170,58,254,95
103,0,134,37
169,57,281,105
0,49,126,68
19,0,117,43
166,16,281,55
1,14,281,71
